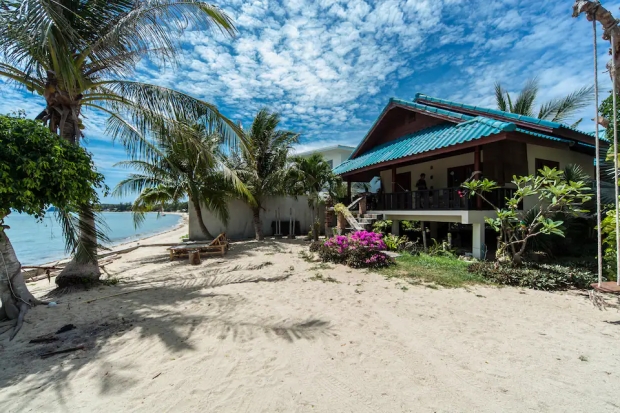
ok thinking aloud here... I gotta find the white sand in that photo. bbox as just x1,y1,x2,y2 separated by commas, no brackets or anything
1,224,620,412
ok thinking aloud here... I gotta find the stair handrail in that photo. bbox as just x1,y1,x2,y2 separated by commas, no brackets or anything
341,196,364,231
347,196,363,210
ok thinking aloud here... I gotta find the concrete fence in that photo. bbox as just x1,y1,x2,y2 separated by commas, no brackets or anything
189,196,324,240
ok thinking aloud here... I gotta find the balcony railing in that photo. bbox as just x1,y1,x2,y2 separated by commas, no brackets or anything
367,187,517,211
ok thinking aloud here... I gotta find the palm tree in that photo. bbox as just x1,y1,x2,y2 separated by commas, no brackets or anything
0,0,239,285
114,121,246,239
494,79,593,127
232,109,299,240
289,153,342,239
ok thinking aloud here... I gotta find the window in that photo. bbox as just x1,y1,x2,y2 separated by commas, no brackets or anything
327,159,333,168
535,158,560,175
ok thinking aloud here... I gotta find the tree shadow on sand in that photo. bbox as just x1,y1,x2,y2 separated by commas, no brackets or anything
0,259,332,410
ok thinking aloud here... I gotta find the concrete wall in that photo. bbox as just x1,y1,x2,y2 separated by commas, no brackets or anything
522,144,594,211
526,144,594,176
189,196,316,240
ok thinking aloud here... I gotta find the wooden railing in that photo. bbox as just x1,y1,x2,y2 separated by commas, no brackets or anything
367,187,517,211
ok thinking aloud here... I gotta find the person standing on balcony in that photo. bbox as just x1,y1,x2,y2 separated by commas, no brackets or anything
415,173,428,191
415,173,428,209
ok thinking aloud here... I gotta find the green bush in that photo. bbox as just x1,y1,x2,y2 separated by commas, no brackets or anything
468,261,597,291
0,115,105,219
383,234,408,251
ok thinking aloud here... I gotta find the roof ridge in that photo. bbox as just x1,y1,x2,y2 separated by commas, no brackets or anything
414,93,560,129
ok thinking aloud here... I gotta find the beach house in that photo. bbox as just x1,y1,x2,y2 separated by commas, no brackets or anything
333,94,601,259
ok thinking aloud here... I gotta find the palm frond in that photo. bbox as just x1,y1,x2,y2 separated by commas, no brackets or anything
94,80,243,147
548,85,594,123
512,78,538,117
54,205,110,262
495,82,508,112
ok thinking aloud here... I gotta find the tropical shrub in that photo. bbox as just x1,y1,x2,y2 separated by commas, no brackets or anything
600,209,619,279
372,219,392,233
333,203,348,214
314,230,393,269
383,234,408,251
426,239,455,257
468,261,597,291
462,167,591,266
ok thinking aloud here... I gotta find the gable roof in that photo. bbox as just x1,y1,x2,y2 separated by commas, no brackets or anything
337,95,601,176
335,118,512,175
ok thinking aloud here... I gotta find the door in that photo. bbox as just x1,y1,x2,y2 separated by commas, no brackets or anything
395,172,411,192
448,164,484,187
395,172,412,209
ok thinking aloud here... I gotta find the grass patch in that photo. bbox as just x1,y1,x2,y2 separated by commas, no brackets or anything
309,263,333,271
379,253,487,288
298,250,316,263
309,273,340,283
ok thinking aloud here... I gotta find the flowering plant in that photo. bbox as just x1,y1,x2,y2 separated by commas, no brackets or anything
316,230,393,269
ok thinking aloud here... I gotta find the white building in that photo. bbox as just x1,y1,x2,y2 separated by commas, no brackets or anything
295,145,355,169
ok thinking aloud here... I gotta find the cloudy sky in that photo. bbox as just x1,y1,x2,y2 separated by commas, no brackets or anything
0,0,616,202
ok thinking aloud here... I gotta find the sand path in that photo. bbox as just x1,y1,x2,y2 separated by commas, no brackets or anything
1,227,619,412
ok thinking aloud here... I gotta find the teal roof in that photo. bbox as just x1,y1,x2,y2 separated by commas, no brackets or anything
338,94,602,175
415,94,563,129
334,117,515,175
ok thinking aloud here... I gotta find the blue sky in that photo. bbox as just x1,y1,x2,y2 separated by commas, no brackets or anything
0,0,616,202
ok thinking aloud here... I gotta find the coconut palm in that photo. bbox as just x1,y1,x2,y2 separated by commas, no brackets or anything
114,121,246,239
289,153,342,238
0,0,239,285
495,79,593,127
232,109,299,240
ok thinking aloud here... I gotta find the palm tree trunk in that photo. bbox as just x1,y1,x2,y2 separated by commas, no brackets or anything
56,206,101,287
0,227,46,339
252,207,264,241
193,200,214,240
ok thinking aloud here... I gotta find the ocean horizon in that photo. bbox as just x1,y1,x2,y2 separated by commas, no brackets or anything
4,211,183,266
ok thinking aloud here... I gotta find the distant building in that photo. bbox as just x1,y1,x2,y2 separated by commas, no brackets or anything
295,145,355,169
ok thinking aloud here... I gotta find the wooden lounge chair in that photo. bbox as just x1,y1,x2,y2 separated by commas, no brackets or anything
167,233,229,261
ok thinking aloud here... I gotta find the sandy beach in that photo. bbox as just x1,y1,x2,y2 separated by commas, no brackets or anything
1,219,620,412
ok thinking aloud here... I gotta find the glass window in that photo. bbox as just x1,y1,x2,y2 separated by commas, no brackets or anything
327,159,333,168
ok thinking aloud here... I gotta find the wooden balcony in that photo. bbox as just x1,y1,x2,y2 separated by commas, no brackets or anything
367,187,517,212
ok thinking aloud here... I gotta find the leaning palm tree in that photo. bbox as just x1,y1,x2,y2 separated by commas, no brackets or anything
232,109,299,240
114,120,247,239
495,78,593,127
289,153,342,239
0,0,239,286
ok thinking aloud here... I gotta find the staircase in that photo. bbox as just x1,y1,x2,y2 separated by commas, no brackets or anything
344,196,383,231
350,212,383,231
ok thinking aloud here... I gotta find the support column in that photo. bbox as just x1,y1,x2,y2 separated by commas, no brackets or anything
347,179,352,202
391,167,396,193
429,221,439,240
391,219,400,236
472,222,485,259
359,194,367,216
474,146,482,209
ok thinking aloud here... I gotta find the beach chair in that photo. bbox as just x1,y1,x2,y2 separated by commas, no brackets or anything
167,233,229,261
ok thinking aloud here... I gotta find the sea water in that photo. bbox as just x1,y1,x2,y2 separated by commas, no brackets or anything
3,212,182,265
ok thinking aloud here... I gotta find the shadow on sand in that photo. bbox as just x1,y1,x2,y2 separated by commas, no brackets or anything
0,240,330,409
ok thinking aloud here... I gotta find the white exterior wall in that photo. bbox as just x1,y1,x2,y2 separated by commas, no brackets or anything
298,147,353,169
379,152,480,192
523,144,594,211
189,196,315,240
